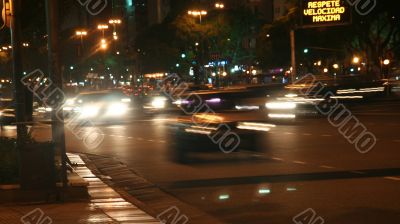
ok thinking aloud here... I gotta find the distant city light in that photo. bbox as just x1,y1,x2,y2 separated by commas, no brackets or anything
70,66,74,70
383,59,390,65
303,48,309,54
181,53,186,58
333,64,339,69
323,68,328,73
353,56,360,64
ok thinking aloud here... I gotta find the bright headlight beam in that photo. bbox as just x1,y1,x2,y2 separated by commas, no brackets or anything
266,102,296,110
106,103,128,116
80,105,100,118
268,114,296,119
151,97,167,109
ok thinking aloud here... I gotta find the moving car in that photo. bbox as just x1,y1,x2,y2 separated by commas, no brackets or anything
170,113,273,163
64,90,133,122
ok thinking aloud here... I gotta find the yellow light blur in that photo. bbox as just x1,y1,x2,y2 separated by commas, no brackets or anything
100,39,107,50
383,59,390,65
215,3,225,9
188,10,207,16
352,56,360,64
109,19,122,24
333,64,339,69
222,72,227,77
76,30,88,36
97,24,109,30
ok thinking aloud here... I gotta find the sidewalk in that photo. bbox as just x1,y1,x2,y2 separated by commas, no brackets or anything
0,153,159,224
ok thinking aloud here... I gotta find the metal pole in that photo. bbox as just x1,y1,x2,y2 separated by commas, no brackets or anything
290,29,296,83
10,0,27,145
45,0,68,187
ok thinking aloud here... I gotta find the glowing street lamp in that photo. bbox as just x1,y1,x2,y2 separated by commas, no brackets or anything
215,3,225,9
352,56,360,64
383,59,390,65
109,19,122,24
188,10,207,23
100,38,108,50
97,24,109,37
75,30,88,44
333,64,339,69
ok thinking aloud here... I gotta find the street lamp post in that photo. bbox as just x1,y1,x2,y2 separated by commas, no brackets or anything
109,19,121,41
97,24,109,38
75,30,87,57
188,10,207,23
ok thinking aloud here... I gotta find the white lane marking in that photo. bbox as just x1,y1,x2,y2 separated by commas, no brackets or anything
293,160,307,165
147,139,155,142
321,134,332,137
284,132,294,135
271,157,284,161
384,176,400,181
302,133,312,136
320,165,335,169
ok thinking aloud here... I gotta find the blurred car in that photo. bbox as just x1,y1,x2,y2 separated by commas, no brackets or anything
140,92,176,114
173,85,285,113
169,113,273,163
265,93,323,120
63,90,133,121
0,98,16,127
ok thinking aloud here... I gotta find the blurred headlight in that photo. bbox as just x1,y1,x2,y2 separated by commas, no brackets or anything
80,105,100,118
173,99,190,105
237,122,275,132
266,102,296,110
106,103,128,116
65,98,75,105
121,98,131,103
151,97,167,109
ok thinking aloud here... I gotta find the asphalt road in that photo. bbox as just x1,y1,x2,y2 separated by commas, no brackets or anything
2,99,400,224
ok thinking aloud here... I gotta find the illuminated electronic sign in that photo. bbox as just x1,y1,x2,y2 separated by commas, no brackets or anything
301,0,351,27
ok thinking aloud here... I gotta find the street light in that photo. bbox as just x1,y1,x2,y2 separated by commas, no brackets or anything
109,19,121,41
188,10,207,23
100,38,108,50
333,64,339,69
215,3,225,9
383,59,390,65
109,19,122,24
97,24,109,37
75,30,87,44
352,56,360,64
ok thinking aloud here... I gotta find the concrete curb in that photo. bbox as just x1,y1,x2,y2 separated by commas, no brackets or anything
79,153,225,224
